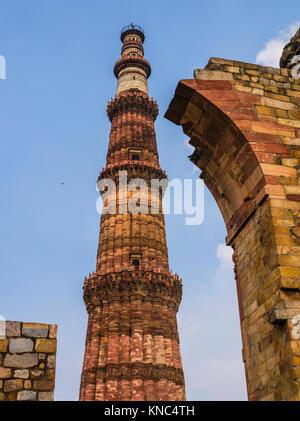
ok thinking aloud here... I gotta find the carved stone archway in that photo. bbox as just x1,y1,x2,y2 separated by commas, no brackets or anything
165,57,300,401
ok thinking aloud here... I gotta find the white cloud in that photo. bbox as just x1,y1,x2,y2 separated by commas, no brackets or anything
184,137,194,152
256,22,300,67
212,243,233,291
216,243,233,264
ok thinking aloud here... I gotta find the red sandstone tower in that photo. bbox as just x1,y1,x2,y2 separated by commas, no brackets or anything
79,24,185,401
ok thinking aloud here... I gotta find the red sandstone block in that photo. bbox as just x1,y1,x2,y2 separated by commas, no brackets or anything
238,92,261,105
249,142,265,152
224,109,258,121
264,144,290,155
245,131,281,144
202,90,240,102
286,194,300,202
185,79,232,92
265,175,279,185
234,120,253,131
254,152,276,164
196,80,233,90
214,100,254,110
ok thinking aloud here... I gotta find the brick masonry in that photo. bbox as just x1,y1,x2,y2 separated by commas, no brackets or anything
0,321,57,401
165,55,300,400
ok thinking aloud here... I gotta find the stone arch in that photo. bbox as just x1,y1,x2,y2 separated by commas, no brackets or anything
166,78,266,242
165,58,300,401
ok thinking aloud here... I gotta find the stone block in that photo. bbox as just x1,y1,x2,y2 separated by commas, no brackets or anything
194,69,233,81
24,380,31,389
0,339,9,352
38,391,54,401
261,97,296,110
4,353,38,368
47,355,56,368
33,379,54,391
4,379,23,392
22,323,48,338
9,338,34,353
35,339,56,353
260,163,296,177
17,390,36,401
0,367,11,379
30,369,43,379
14,369,29,379
49,325,57,339
5,322,21,338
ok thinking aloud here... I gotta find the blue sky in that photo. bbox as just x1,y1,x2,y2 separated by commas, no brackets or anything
0,0,299,401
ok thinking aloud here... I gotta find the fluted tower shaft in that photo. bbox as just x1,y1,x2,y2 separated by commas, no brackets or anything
79,24,185,401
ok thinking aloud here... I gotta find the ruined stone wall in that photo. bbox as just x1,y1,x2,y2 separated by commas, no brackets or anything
0,321,57,401
165,57,300,400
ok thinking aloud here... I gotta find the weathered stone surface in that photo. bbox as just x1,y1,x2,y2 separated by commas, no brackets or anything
4,379,23,392
0,367,11,379
38,391,54,401
5,322,21,338
22,323,48,338
14,369,29,379
17,390,36,401
47,355,55,368
4,353,38,368
33,379,54,390
9,338,33,353
0,339,9,353
24,380,31,389
7,391,17,400
30,370,43,379
35,339,56,353
49,325,57,339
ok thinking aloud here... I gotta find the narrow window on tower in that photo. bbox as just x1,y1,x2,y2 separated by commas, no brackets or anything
131,253,141,268
129,149,141,161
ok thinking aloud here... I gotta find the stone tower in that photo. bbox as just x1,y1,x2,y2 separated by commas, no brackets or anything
79,24,185,401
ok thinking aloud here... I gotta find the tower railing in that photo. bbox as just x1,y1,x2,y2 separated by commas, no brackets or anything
121,24,145,42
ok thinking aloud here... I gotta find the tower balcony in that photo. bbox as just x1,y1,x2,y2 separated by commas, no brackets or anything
113,55,151,79
121,24,145,43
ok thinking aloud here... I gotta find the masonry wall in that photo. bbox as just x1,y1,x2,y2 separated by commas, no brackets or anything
0,321,57,401
165,58,300,400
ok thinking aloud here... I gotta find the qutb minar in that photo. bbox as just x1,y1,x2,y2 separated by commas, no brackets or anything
79,24,185,401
